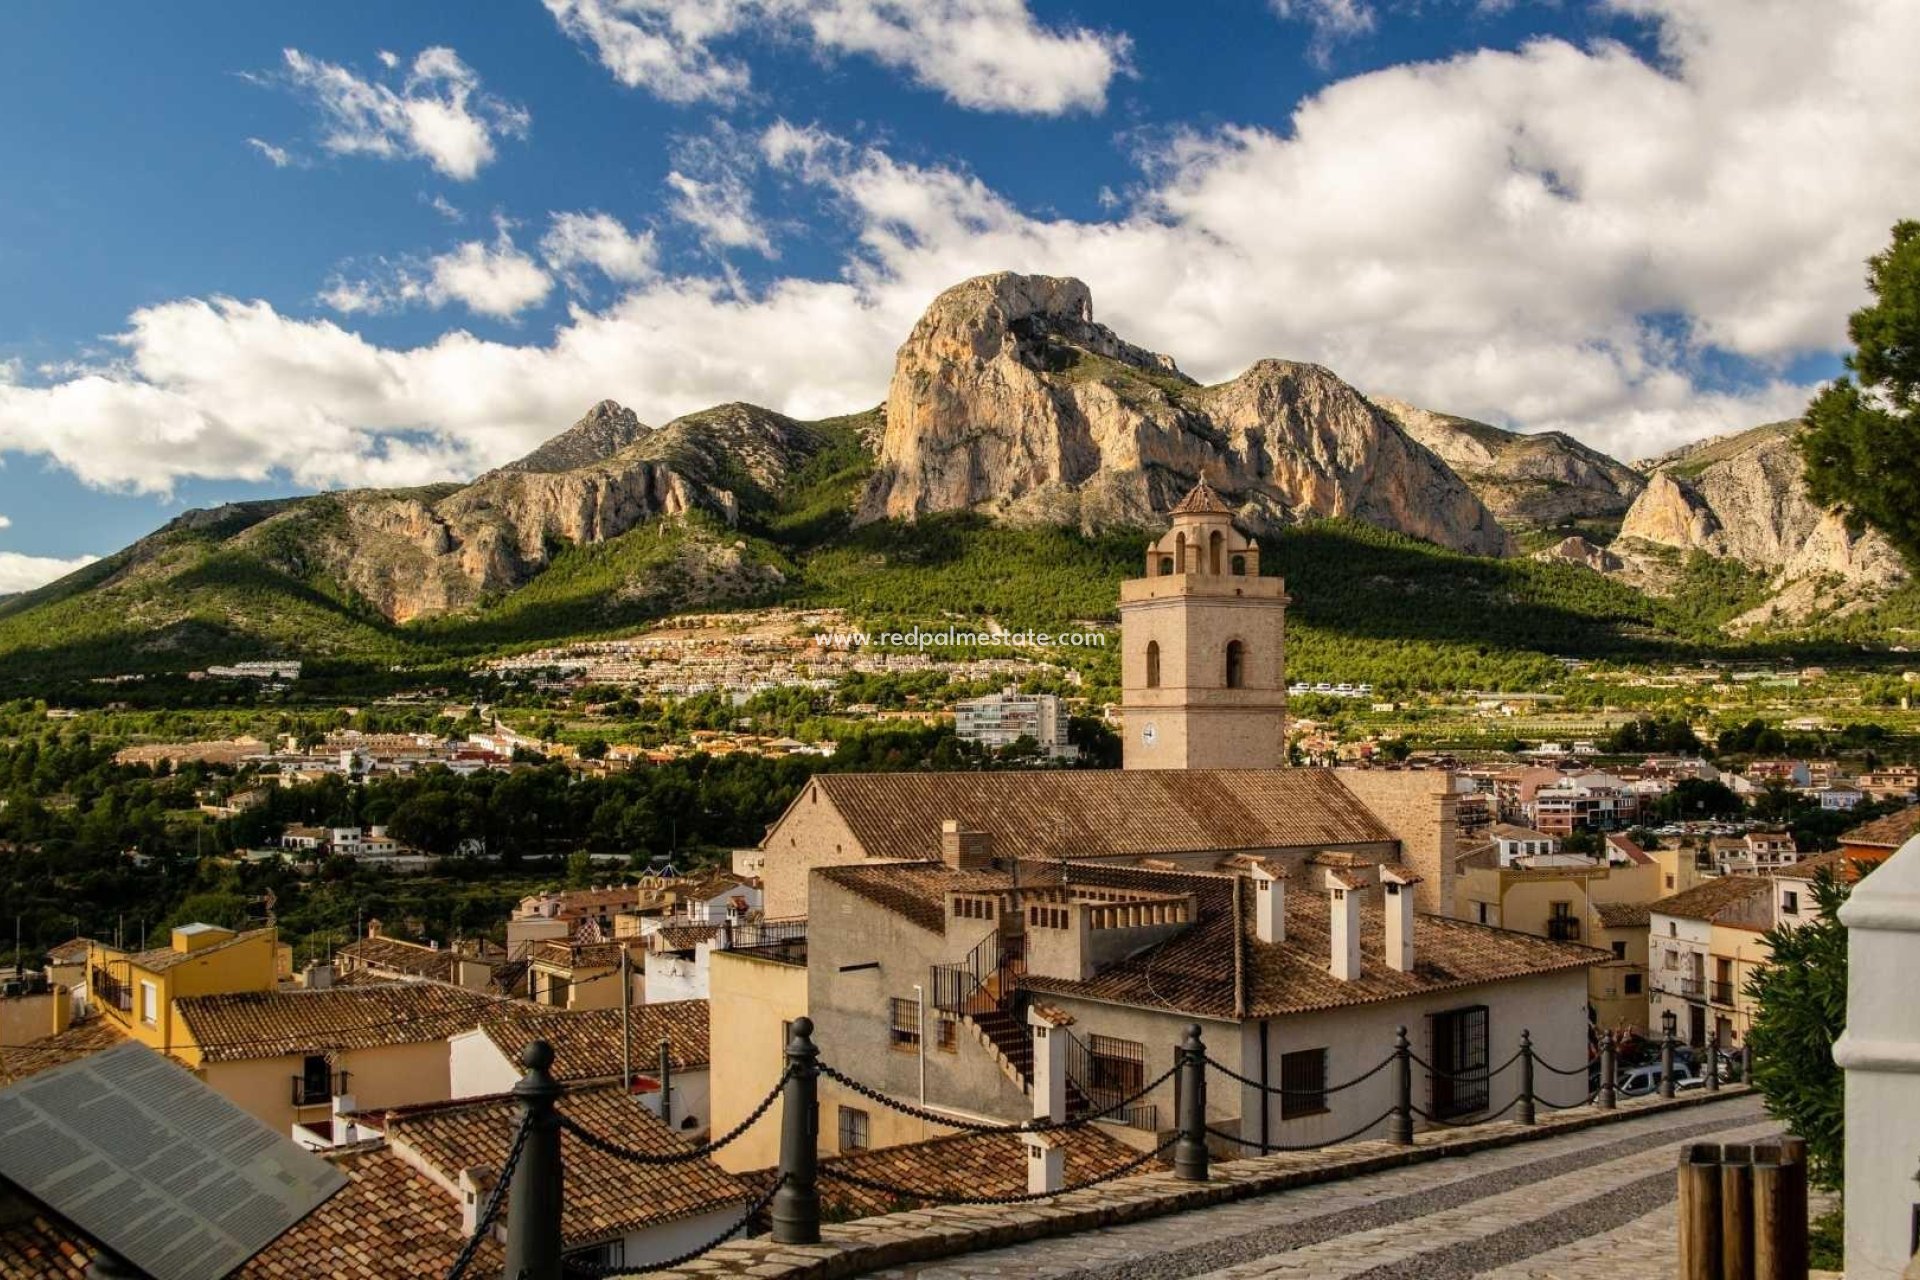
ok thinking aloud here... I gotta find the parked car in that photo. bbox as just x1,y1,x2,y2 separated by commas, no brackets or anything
1618,1062,1706,1097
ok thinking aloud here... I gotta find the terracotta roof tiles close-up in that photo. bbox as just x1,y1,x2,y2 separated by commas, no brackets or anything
0,1018,127,1086
476,1000,711,1078
1840,804,1920,851
364,1083,749,1245
1648,876,1774,923
808,769,1394,864
175,980,520,1063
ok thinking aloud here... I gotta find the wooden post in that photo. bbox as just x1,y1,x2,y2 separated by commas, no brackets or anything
1719,1143,1753,1280
1679,1143,1723,1280
1753,1139,1809,1280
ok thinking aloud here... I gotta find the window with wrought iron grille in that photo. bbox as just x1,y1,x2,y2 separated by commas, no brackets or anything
1430,1005,1490,1119
1088,1034,1145,1100
889,996,921,1050
837,1105,869,1151
1279,1047,1328,1119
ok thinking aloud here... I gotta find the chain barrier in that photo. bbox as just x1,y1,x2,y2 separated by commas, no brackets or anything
445,1110,532,1280
815,1135,1178,1207
560,1172,790,1278
817,1060,1179,1135
1534,1087,1603,1112
1531,1054,1596,1077
1205,1107,1398,1154
1407,1093,1527,1128
1407,1046,1525,1083
556,1066,793,1165
1203,1052,1395,1098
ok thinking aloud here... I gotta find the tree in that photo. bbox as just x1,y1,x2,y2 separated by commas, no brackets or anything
1654,777,1743,821
1800,220,1920,568
1745,867,1857,1190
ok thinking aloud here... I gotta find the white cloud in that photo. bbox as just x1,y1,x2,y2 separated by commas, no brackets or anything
0,515,11,529
268,46,529,181
540,212,660,284
3,0,1917,505
1271,0,1376,65
666,171,773,256
427,193,464,222
543,0,1129,115
246,137,300,168
322,224,554,320
0,552,98,595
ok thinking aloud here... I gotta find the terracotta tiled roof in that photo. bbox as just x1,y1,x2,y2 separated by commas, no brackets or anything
1593,901,1651,929
1773,849,1864,882
654,923,724,951
1840,805,1920,850
1168,478,1235,515
238,1145,496,1278
0,1018,126,1086
477,1001,711,1078
42,938,94,966
0,1198,90,1279
749,1126,1156,1219
116,926,274,974
336,935,463,982
1604,835,1655,866
530,939,643,970
369,1084,748,1242
829,861,1603,1019
809,770,1393,864
1649,876,1773,923
176,980,519,1063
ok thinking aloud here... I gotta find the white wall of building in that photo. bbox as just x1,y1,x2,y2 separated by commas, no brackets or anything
448,1029,521,1099
1836,833,1920,1280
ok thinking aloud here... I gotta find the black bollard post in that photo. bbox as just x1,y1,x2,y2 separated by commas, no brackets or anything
771,1016,821,1244
503,1040,564,1280
1660,1027,1677,1100
1598,1035,1617,1111
1173,1024,1209,1182
1517,1029,1537,1126
1388,1026,1414,1145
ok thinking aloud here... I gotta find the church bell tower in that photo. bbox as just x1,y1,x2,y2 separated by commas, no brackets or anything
1119,479,1290,771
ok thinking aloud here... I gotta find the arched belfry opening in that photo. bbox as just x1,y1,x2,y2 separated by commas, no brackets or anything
1208,530,1223,575
1146,641,1161,689
1225,640,1246,689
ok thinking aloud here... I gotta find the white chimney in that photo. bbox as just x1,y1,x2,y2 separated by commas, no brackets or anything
1326,869,1362,981
457,1167,496,1235
1253,863,1287,944
1026,1133,1063,1194
1381,866,1421,973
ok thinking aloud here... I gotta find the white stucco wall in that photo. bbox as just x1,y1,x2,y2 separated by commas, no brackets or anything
1836,833,1920,1280
449,1029,520,1098
644,948,709,1004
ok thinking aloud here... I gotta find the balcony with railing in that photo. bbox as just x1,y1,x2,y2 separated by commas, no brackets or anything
1710,980,1736,1007
291,1069,350,1108
1672,975,1706,1000
91,964,132,1015
1546,917,1581,942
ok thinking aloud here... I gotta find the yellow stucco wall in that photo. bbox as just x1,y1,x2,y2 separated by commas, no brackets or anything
202,1040,459,1133
90,930,279,1057
707,949,809,1173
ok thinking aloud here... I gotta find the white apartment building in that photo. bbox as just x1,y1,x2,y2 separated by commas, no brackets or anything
953,686,1077,760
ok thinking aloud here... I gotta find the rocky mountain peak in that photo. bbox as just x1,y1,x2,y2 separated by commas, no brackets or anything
497,399,650,475
863,271,1511,555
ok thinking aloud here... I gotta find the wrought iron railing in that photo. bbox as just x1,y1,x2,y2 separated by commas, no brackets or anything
1064,1029,1158,1131
930,928,1023,1018
1547,917,1581,942
291,1070,351,1107
1710,980,1736,1007
91,964,132,1014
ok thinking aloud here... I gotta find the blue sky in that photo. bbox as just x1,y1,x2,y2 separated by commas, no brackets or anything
0,0,1912,590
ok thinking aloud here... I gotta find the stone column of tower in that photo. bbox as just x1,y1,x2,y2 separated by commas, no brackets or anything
1118,479,1291,771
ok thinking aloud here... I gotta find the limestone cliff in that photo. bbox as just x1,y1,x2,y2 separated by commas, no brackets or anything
1374,399,1644,527
861,273,1513,556
236,400,833,622
1614,422,1906,622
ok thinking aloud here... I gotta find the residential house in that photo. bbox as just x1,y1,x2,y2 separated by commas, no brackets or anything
449,1001,712,1132
710,825,1600,1169
527,938,647,1009
170,979,523,1138
1489,823,1559,866
355,1083,752,1274
1709,831,1799,876
1838,806,1920,864
1590,902,1651,1034
1855,767,1920,803
1527,773,1638,834
86,924,282,1056
0,972,68,1050
333,926,507,992
1648,877,1775,1051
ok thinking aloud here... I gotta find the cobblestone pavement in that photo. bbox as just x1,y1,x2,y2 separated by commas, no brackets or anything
865,1095,1772,1280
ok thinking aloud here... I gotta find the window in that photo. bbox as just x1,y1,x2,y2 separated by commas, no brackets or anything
1088,1035,1146,1103
1279,1048,1328,1120
780,1019,793,1052
543,973,570,1007
1666,875,1676,890
295,1054,332,1106
1430,1006,1490,1119
1474,901,1491,925
1145,641,1161,689
1612,941,1628,961
1225,641,1246,689
1209,530,1223,574
1781,890,1800,916
139,980,158,1027
1625,974,1643,995
837,1106,870,1151
937,1011,958,1054
1230,554,1247,576
1158,555,1174,576
889,997,921,1051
